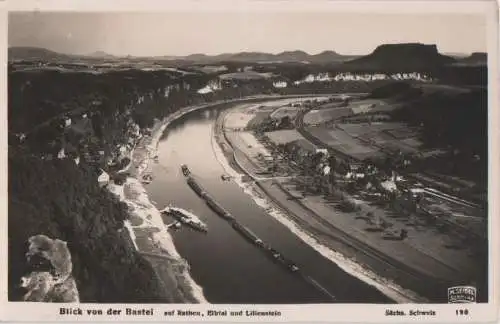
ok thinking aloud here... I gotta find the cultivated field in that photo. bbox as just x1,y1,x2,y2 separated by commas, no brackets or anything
304,107,353,125
265,129,307,146
246,111,273,129
310,118,424,159
195,65,228,74
224,104,261,129
303,99,397,125
225,131,272,160
219,71,274,80
337,122,406,137
270,105,301,120
307,126,385,160
348,99,389,114
245,97,329,129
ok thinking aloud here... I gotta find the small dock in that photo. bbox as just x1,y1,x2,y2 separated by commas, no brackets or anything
160,206,208,233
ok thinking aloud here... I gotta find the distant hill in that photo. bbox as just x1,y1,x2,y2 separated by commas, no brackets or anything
177,50,356,63
8,46,72,61
11,44,458,67
87,51,118,59
456,52,487,66
8,46,356,64
275,50,309,62
310,50,358,63
9,47,119,62
343,43,456,70
227,51,277,62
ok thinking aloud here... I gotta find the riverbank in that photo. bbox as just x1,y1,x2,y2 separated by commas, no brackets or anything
214,102,473,303
213,109,424,303
115,95,342,303
112,109,213,303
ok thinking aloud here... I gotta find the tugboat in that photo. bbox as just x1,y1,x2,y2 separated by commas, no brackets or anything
181,164,190,177
141,174,153,184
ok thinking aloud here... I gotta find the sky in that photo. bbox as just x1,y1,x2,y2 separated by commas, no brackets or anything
8,11,488,57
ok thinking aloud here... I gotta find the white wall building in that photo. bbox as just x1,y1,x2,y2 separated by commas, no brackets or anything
98,169,110,187
273,81,288,88
197,79,223,94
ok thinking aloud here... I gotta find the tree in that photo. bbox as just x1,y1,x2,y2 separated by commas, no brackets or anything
279,116,293,129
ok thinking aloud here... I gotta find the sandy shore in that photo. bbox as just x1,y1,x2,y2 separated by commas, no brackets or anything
114,95,341,303
215,102,485,303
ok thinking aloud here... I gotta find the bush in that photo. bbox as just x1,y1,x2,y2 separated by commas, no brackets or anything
110,172,129,185
337,195,360,213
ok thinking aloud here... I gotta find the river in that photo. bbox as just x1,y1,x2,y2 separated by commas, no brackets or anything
145,103,392,304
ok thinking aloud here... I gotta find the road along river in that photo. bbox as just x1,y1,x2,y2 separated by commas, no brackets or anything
144,101,392,304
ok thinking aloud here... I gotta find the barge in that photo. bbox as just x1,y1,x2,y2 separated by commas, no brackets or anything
204,194,234,220
231,222,299,272
181,164,191,177
231,221,264,246
184,167,301,274
187,176,207,197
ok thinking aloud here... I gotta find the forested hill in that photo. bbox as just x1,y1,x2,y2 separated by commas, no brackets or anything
9,147,169,302
369,81,488,190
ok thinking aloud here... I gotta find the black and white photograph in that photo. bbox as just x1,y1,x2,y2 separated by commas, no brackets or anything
3,0,498,321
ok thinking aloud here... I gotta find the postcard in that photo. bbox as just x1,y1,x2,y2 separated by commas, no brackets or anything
1,0,498,322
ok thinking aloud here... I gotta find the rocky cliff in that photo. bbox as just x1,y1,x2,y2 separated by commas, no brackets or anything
344,43,456,71
20,235,79,302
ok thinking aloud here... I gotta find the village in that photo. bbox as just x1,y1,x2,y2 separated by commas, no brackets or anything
219,94,487,294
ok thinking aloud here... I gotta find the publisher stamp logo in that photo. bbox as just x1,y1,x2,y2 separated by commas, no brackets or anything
448,286,477,303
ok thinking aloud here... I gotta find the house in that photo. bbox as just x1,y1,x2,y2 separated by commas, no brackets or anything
97,169,110,187
345,171,365,180
63,117,72,128
57,148,66,159
316,148,329,157
117,144,127,155
273,80,288,88
380,179,398,193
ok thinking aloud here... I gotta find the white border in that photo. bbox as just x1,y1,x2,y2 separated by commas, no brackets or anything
1,0,498,323
4,0,494,14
